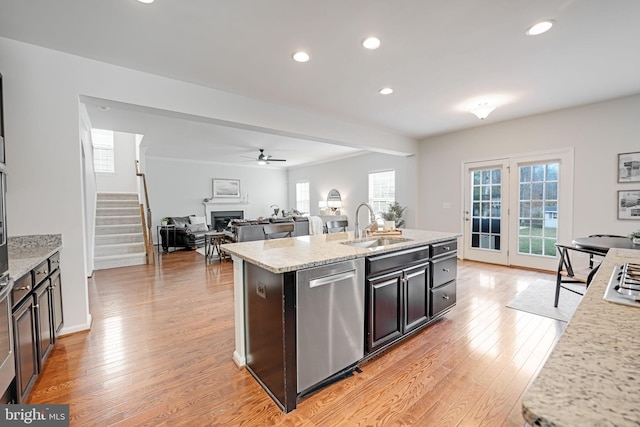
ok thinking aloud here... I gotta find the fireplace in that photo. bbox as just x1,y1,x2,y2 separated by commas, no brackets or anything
211,210,244,231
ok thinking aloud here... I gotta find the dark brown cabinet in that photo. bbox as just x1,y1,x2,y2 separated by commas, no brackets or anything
367,261,430,352
11,251,63,403
12,292,38,403
430,241,457,318
403,262,430,332
50,270,63,337
366,246,431,353
368,272,403,351
366,240,457,356
34,279,53,367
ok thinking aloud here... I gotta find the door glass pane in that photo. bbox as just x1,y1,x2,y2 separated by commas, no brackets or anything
518,162,559,257
470,167,501,251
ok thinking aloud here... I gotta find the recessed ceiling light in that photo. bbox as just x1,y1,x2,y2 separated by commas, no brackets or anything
379,87,394,95
292,51,310,63
137,0,154,3
362,37,381,50
526,20,554,36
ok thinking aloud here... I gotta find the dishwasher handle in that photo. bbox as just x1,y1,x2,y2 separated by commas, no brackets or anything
309,270,356,288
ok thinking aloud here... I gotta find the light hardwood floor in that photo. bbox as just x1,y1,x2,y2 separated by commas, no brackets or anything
27,250,565,426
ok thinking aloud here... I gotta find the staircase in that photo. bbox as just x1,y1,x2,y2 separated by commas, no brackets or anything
94,193,147,270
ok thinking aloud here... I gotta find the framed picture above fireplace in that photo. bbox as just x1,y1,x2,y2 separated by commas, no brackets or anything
213,178,241,198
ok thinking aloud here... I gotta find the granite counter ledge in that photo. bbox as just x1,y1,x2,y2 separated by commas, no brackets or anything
221,229,460,274
523,248,640,427
8,234,62,280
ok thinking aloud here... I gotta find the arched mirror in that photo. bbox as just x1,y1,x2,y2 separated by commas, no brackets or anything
326,189,342,211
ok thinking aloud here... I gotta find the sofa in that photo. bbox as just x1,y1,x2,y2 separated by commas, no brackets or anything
224,216,309,243
160,216,210,250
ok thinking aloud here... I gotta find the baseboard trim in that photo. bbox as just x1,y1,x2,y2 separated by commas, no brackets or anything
58,314,92,336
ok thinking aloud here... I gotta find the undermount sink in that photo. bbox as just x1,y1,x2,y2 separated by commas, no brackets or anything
341,237,412,249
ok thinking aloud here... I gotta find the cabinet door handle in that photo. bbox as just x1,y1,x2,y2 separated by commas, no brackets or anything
442,294,450,300
443,268,450,272
16,285,31,291
443,246,450,251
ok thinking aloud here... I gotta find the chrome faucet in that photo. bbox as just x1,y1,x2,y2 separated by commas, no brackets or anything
354,202,377,238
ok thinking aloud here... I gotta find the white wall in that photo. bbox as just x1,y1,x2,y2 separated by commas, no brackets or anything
287,152,417,228
418,94,640,239
95,131,138,193
0,35,414,335
145,157,288,241
79,104,97,277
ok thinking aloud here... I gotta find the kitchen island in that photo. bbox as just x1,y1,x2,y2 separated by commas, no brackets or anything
222,229,460,412
523,248,640,426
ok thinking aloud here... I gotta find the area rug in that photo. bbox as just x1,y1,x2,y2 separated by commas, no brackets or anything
506,279,584,322
195,247,206,256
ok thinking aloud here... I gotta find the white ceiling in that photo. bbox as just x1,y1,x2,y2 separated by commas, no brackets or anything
2,0,640,167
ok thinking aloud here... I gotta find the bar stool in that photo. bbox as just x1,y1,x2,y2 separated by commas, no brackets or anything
263,223,294,240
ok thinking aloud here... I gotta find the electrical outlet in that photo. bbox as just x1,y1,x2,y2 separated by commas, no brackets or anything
256,282,267,299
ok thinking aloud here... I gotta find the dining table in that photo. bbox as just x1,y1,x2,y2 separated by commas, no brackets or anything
571,235,638,253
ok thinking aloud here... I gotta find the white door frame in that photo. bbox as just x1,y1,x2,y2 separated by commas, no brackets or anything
462,159,510,265
460,147,574,271
508,148,574,271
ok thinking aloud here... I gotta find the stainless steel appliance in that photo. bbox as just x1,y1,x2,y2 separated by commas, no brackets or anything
603,262,640,307
0,275,14,398
0,171,7,275
296,258,364,393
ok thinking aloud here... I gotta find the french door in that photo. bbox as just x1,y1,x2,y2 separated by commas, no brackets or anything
463,149,574,271
463,159,510,265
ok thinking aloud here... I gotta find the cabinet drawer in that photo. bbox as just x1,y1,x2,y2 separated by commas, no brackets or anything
431,240,457,259
48,252,60,272
367,246,430,278
430,280,456,318
12,274,33,309
431,255,457,288
32,260,50,286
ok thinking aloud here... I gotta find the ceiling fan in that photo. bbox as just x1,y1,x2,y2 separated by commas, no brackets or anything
243,149,287,165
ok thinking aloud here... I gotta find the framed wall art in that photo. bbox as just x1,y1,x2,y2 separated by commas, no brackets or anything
213,178,241,199
618,190,640,220
618,151,640,183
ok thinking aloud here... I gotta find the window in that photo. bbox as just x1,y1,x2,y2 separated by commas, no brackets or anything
470,167,502,251
518,162,559,257
91,128,114,173
296,181,310,215
368,170,395,216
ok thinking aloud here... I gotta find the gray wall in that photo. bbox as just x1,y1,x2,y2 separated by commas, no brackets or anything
287,152,417,228
145,157,288,241
417,94,640,238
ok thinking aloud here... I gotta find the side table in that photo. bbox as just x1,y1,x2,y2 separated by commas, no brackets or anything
157,225,177,253
204,231,228,263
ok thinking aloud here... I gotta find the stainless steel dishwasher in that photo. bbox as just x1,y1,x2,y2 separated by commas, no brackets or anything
296,258,364,393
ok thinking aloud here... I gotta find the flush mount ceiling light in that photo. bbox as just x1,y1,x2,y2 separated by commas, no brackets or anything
526,20,554,36
362,37,381,50
470,103,496,120
379,87,394,95
292,51,310,63
137,0,154,3
98,106,110,112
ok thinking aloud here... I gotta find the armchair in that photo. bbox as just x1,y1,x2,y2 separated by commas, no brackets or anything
161,216,210,250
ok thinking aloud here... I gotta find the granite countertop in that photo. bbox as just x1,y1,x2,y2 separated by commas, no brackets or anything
8,234,63,280
523,248,640,426
221,229,460,273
